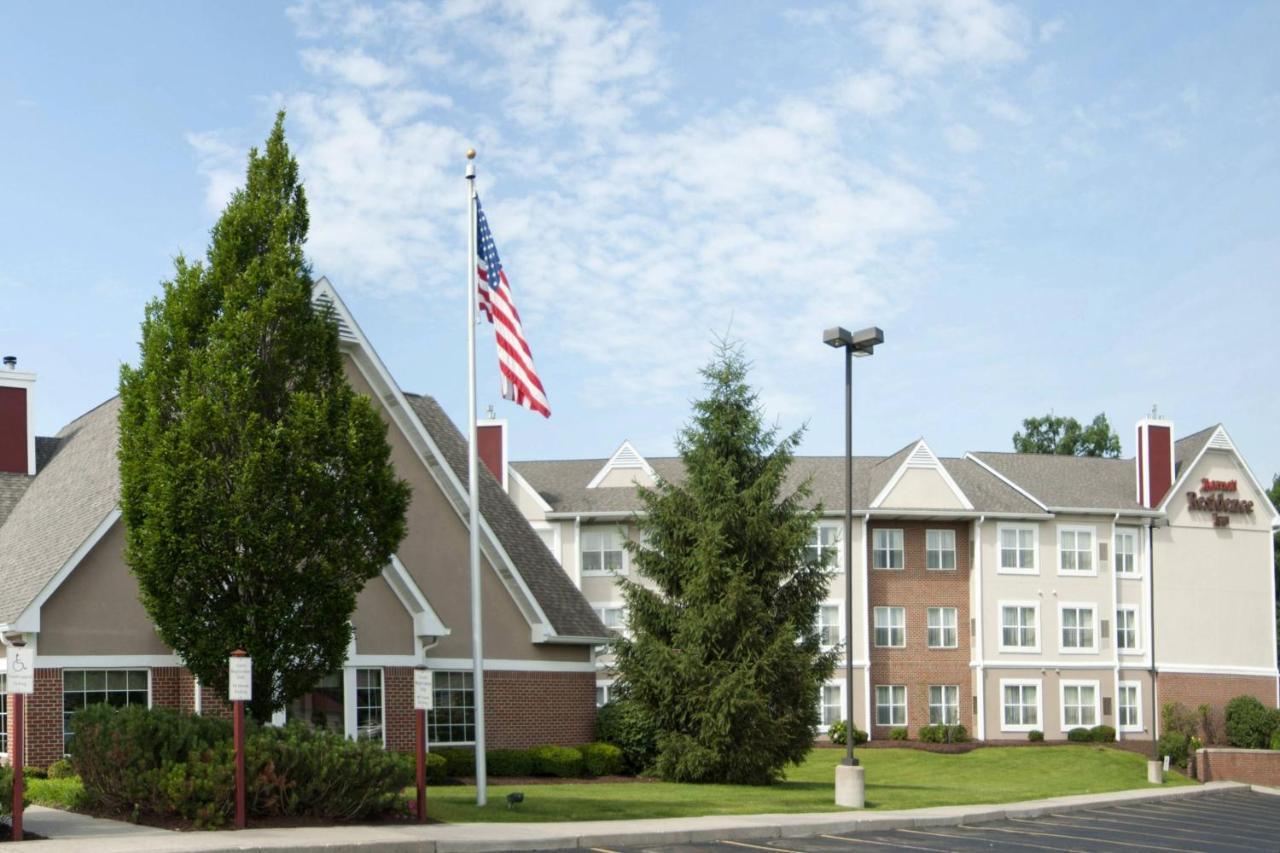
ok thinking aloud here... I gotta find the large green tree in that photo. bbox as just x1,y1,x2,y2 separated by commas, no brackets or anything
612,344,837,785
118,113,411,721
1012,413,1122,458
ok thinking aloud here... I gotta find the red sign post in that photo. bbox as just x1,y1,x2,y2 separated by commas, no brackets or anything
10,692,22,842
228,650,252,830
413,665,432,824
7,639,34,843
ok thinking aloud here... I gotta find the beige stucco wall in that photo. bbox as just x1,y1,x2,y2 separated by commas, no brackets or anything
353,574,415,655
879,468,966,510
38,520,171,655
982,665,1120,740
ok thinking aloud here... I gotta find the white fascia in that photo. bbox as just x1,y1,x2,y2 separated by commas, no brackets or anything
586,440,655,489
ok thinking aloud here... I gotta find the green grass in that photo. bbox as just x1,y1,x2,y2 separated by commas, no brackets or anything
26,777,88,811
424,746,1191,823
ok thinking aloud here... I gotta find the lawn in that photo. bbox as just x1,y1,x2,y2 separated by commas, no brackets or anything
425,746,1191,823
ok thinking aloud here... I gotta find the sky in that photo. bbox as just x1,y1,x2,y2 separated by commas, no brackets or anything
2,1,1279,482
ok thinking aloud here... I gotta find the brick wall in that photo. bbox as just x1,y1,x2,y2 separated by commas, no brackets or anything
21,668,65,768
151,666,185,710
483,670,596,749
1158,672,1276,743
384,666,416,752
1195,748,1280,786
867,521,971,737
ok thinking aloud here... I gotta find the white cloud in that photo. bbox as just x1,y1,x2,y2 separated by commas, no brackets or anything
838,70,904,117
300,48,406,87
859,0,1028,77
944,123,982,153
186,131,242,215
1039,17,1065,42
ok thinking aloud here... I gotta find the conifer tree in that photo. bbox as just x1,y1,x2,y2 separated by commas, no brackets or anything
613,344,837,784
118,113,411,721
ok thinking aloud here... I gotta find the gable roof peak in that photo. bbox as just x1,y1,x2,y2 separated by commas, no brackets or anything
587,440,654,489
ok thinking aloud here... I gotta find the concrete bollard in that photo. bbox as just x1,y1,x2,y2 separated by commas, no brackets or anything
1148,759,1164,784
836,763,866,808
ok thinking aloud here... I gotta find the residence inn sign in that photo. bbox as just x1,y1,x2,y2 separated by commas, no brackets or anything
1187,478,1255,527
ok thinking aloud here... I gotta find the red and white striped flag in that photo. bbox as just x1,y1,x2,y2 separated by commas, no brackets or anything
475,198,550,418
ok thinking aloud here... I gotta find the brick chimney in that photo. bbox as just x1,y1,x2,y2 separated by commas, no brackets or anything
0,357,36,476
477,417,507,490
1135,417,1175,509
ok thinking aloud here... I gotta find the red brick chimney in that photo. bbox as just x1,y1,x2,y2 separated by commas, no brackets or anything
1135,417,1175,509
477,417,507,490
0,357,36,475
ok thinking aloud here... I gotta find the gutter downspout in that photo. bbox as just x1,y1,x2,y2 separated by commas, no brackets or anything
973,516,986,741
862,514,872,740
1148,519,1158,756
1111,513,1121,741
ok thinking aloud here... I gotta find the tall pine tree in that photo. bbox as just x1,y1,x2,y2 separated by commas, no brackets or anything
118,113,411,721
613,344,836,784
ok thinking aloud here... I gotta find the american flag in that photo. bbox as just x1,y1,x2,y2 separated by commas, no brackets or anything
475,198,550,418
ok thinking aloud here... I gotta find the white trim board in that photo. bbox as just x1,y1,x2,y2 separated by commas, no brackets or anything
586,441,655,489
964,453,1049,512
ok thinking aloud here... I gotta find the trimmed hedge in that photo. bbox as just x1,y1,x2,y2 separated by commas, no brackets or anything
433,747,476,779
530,745,584,778
487,748,534,777
826,720,869,746
1159,731,1190,768
1088,725,1116,743
889,727,909,741
578,742,624,776
47,758,76,780
596,699,658,774
1066,727,1091,743
1224,695,1275,749
918,724,969,744
1027,729,1044,742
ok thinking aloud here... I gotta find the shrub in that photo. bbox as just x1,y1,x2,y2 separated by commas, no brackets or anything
1159,731,1190,768
1089,725,1116,743
1067,727,1092,742
1196,703,1218,745
433,747,476,779
596,699,659,774
918,724,944,744
947,724,970,743
578,742,624,777
1162,702,1198,739
424,752,448,785
0,766,28,819
889,727,909,741
529,745,584,778
1270,729,1280,751
826,720,868,746
1028,730,1044,742
23,766,48,780
487,748,534,778
47,759,76,780
1225,695,1275,749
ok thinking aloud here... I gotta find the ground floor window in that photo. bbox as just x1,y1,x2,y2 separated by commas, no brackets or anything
1118,682,1142,731
1001,680,1039,731
820,682,843,728
429,671,475,744
596,681,615,707
286,671,344,733
0,674,6,754
875,685,906,726
63,669,149,751
928,685,959,725
1061,681,1098,729
355,668,384,743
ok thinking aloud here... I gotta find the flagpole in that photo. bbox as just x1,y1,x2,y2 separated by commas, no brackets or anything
465,148,488,807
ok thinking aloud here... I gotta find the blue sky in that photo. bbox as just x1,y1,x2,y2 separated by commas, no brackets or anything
2,1,1279,482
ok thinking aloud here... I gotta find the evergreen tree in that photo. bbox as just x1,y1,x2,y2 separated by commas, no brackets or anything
613,344,837,784
118,113,411,721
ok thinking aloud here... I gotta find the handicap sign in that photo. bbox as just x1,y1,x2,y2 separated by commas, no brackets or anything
6,645,34,695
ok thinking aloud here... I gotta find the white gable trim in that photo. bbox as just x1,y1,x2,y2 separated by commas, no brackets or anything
508,465,553,514
964,453,1050,512
587,440,654,489
312,278,558,638
871,440,973,510
8,508,122,634
383,554,450,639
1157,424,1280,524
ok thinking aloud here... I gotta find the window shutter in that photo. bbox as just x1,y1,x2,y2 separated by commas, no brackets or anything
1103,696,1113,716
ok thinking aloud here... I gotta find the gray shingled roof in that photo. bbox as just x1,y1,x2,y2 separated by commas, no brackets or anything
0,473,31,528
0,398,122,625
404,394,607,639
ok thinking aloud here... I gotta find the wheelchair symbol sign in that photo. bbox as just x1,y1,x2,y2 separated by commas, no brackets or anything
5,645,35,694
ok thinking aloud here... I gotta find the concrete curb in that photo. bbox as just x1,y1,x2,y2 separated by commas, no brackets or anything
18,781,1252,852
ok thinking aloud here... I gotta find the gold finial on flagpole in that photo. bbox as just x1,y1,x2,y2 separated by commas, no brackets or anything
466,148,476,160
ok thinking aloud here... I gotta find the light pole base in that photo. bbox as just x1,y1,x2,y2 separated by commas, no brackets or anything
835,763,865,808
1147,760,1163,784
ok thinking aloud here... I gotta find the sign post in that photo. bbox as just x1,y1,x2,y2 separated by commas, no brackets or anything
6,640,33,843
228,650,252,830
413,666,432,824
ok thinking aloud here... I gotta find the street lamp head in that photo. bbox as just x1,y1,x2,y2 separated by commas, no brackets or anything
823,325,884,355
823,326,853,348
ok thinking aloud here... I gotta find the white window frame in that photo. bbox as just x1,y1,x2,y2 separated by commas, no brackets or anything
873,605,906,648
925,529,957,571
926,606,958,649
818,680,844,732
999,678,1042,732
428,670,476,746
352,666,386,747
808,523,844,571
1058,602,1098,654
61,668,152,753
1117,681,1143,733
928,684,959,725
1116,606,1142,654
596,679,615,708
872,528,905,570
595,604,629,639
531,521,561,565
996,523,1038,575
875,684,907,727
998,600,1041,653
580,526,627,576
817,600,843,651
1057,524,1097,576
1114,528,1140,577
1059,679,1101,731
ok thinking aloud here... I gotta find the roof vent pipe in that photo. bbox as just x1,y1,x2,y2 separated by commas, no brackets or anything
3,356,15,370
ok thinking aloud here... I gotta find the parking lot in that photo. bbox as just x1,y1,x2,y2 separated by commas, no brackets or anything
590,790,1280,852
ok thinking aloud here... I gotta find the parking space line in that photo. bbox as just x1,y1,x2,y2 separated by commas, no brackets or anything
1078,804,1280,844
1100,800,1280,833
903,826,1062,849
1141,795,1280,823
1040,811,1263,849
818,834,942,851
953,824,1077,850
590,848,624,853
1003,817,1201,851
720,839,807,853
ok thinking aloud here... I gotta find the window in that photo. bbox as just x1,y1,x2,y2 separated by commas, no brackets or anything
1058,526,1095,574
429,671,475,744
873,606,906,647
0,674,6,755
1001,680,1040,731
1060,605,1096,652
1118,682,1142,731
1116,607,1139,652
926,529,956,570
928,685,959,725
872,528,904,569
534,525,560,563
817,604,841,649
1061,681,1099,729
596,681,615,708
63,669,148,751
820,683,843,728
926,607,958,649
807,525,842,569
286,671,344,732
355,668,384,743
998,525,1037,572
581,528,624,575
999,603,1039,651
1114,529,1137,575
597,606,628,638
875,685,906,726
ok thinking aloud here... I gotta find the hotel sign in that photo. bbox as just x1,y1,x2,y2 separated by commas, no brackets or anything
1186,478,1254,527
